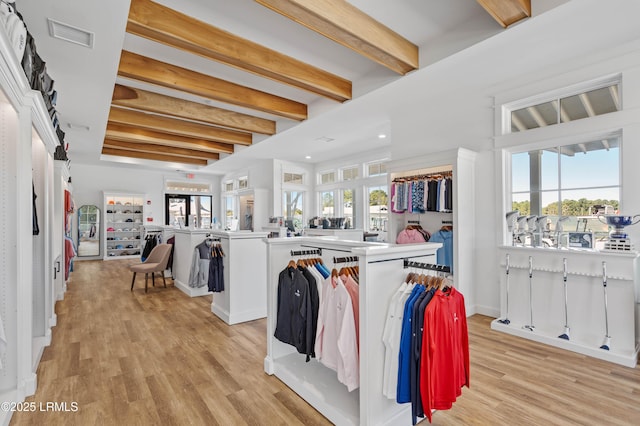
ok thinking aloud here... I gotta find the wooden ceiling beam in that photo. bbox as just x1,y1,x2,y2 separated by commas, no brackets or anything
102,147,208,166
127,0,351,102
105,122,234,154
108,106,252,146
118,51,307,121
255,0,418,75
112,84,276,135
103,139,220,160
476,0,531,28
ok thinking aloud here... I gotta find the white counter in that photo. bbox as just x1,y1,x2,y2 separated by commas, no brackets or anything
173,229,270,324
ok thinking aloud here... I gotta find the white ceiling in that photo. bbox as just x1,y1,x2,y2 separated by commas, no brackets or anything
13,0,574,175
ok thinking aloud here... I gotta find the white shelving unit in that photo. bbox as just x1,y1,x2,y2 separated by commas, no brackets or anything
103,192,145,260
264,237,441,426
386,148,477,314
491,246,640,367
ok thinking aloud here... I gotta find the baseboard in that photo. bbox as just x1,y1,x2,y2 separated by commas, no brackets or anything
474,305,500,318
211,303,266,325
48,313,57,328
174,279,212,298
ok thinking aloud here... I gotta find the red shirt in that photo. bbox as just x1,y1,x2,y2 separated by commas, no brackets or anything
419,287,469,421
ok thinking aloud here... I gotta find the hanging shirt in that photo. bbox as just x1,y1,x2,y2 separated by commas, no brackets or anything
315,275,359,391
383,282,414,399
274,266,314,360
208,246,224,292
410,287,436,425
188,240,212,288
429,230,454,273
341,274,360,353
397,284,425,403
419,287,469,422
382,282,407,398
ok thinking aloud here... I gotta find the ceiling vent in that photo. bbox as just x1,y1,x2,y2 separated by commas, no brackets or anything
47,18,94,48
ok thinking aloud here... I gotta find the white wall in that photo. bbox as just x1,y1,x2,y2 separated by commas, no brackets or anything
71,163,220,258
387,1,640,314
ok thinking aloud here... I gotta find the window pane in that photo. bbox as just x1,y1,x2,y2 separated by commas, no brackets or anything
511,100,559,132
540,150,559,190
560,85,620,123
225,196,235,230
343,189,354,229
238,178,248,189
284,173,303,184
512,192,530,216
560,141,619,188
225,182,234,192
343,167,358,181
368,185,388,232
368,162,386,177
283,191,304,228
168,197,186,227
321,172,335,184
190,196,212,228
511,152,530,192
320,191,334,217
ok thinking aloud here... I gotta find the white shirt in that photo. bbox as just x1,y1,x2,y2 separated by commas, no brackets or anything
382,282,407,397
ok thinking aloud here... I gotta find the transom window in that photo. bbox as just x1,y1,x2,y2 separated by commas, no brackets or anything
508,79,620,133
320,171,335,184
283,172,304,184
368,162,387,177
342,166,359,181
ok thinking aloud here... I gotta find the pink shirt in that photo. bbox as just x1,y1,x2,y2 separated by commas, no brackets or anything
341,274,360,352
315,276,359,391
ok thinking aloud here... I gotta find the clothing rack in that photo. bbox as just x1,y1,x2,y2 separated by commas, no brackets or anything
392,170,452,182
333,255,359,264
442,220,453,225
403,259,451,274
407,220,421,225
265,238,443,425
205,234,221,242
291,248,322,256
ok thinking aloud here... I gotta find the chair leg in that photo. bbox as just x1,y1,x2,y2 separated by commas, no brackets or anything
131,272,136,291
152,272,156,287
145,273,148,293
162,272,167,288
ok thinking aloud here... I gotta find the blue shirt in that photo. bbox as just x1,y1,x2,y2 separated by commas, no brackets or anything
397,285,425,403
429,230,453,273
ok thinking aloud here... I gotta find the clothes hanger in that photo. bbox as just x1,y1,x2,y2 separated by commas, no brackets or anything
287,259,296,268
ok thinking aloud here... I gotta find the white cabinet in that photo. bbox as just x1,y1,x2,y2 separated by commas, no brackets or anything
103,192,145,259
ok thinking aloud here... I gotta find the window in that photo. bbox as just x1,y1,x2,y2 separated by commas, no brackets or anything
238,177,248,189
368,185,388,232
224,181,234,192
283,172,304,184
509,81,620,133
320,171,335,184
224,196,236,230
320,191,335,217
342,166,359,181
166,181,211,193
343,189,355,229
165,194,213,228
368,162,387,177
511,136,620,248
283,191,304,228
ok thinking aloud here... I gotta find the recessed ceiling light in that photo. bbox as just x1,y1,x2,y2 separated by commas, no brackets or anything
378,134,387,139
305,155,311,159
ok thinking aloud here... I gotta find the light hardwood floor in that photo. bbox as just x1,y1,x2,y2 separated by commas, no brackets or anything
10,260,640,425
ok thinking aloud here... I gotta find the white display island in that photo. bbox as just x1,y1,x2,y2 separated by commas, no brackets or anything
264,237,442,426
173,229,269,324
491,246,640,367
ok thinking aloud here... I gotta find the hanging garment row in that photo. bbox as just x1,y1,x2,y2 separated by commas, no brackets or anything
391,175,453,214
141,232,162,261
188,236,225,292
274,254,360,391
383,263,468,424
